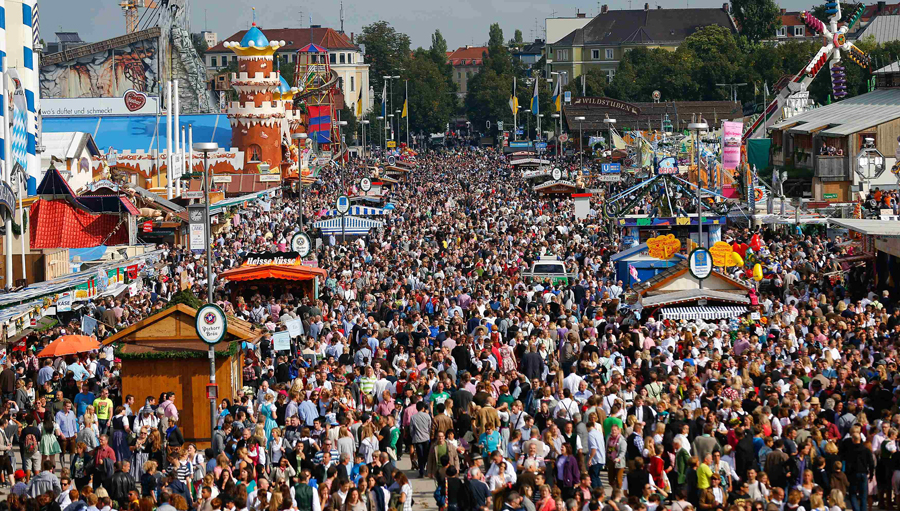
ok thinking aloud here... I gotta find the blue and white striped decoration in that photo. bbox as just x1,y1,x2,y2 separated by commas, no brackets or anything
659,306,748,321
312,215,383,235
21,0,37,184
323,205,387,217
0,0,6,178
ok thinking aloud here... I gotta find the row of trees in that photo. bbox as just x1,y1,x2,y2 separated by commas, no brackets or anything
315,0,900,142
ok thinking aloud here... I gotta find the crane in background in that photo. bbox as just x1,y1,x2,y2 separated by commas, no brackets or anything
119,0,158,33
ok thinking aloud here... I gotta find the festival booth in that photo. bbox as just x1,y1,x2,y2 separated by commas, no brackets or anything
219,252,327,303
612,243,687,286
100,304,258,444
827,218,900,295
631,260,751,321
312,216,384,238
383,166,412,181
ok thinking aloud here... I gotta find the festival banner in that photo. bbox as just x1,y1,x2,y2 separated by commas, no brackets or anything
722,121,742,170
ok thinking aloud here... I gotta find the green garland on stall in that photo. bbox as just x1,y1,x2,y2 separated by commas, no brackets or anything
114,340,240,360
11,211,27,236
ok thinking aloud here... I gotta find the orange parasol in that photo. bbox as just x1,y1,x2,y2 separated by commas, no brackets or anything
36,335,100,358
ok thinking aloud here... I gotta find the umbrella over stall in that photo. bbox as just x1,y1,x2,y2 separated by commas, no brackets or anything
37,335,100,358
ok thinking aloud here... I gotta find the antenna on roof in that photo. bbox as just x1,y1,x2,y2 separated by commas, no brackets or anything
340,0,344,33
252,6,257,26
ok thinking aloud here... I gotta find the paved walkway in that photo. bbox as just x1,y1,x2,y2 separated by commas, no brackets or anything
395,452,438,510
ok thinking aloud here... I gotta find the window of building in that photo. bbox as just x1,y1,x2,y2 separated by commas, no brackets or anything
348,53,353,64
249,144,262,162
793,26,804,36
458,72,462,81
556,49,568,61
777,26,787,37
350,76,355,92
330,53,336,64
606,48,614,60
221,56,228,66
607,69,616,83
340,53,346,64
210,56,217,67
291,53,297,62
466,71,472,79
591,49,600,59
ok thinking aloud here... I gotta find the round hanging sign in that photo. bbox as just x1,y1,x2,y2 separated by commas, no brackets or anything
196,304,227,345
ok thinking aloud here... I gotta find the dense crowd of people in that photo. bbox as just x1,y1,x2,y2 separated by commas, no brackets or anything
0,145,892,511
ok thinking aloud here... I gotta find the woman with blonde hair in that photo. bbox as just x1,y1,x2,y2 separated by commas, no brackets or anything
827,489,847,511
336,426,355,460
358,423,379,464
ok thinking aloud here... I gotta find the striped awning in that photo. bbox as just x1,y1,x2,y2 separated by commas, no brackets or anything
660,306,748,321
312,215,383,235
324,205,387,217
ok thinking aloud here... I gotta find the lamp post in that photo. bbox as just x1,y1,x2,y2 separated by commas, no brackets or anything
376,116,384,151
384,75,400,139
360,120,370,162
575,116,586,171
193,140,219,439
603,118,616,162
551,113,560,157
395,109,402,144
388,114,395,146
855,137,885,202
291,133,308,231
688,120,709,288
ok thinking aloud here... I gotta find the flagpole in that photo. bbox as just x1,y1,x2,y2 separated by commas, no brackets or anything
405,80,409,148
762,82,767,139
513,76,517,142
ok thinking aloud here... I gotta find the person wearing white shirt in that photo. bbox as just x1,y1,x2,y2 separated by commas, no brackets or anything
587,421,606,488
563,372,584,396
486,451,518,485
554,390,580,421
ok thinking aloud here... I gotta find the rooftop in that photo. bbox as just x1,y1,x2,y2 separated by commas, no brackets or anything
771,88,900,136
856,14,900,44
207,26,358,53
55,32,83,43
552,6,736,46
447,46,488,66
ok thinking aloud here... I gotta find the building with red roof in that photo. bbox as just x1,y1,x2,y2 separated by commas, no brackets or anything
446,46,489,98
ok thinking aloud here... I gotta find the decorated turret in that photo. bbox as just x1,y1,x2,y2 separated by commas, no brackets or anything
223,22,286,170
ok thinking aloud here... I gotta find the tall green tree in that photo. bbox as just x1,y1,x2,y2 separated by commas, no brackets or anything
430,30,448,66
358,21,412,96
403,48,455,136
730,0,782,45
681,25,749,101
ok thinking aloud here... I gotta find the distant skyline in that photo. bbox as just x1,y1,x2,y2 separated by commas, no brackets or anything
42,0,819,50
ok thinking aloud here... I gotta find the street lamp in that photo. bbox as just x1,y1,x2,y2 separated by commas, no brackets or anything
387,113,394,148
575,116,586,171
291,133,308,231
193,140,219,438
551,113,560,157
376,116,385,151
384,75,401,139
395,109,402,143
603,117,616,159
360,120,370,161
855,137,886,201
688,120,709,284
